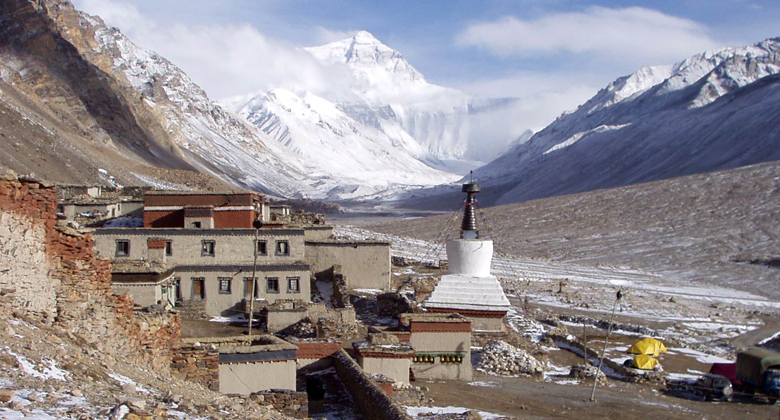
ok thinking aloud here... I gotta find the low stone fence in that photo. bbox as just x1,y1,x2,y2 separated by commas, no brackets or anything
250,389,308,418
549,333,629,379
332,349,412,420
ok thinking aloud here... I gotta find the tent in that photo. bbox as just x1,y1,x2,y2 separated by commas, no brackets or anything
628,338,668,357
631,354,660,370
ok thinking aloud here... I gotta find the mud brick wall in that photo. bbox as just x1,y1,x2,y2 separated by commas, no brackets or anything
332,349,412,420
171,345,219,391
0,173,180,369
251,389,308,418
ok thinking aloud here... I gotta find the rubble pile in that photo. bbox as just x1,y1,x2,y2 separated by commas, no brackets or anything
278,318,316,339
476,340,545,376
569,364,608,386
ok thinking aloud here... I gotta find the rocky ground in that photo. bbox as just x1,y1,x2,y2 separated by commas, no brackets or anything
0,303,293,420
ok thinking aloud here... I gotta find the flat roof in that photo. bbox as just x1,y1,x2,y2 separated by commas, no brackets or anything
145,190,259,196
94,228,305,236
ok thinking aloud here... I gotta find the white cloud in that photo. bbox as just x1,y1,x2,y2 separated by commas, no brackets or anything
73,0,356,101
457,6,720,66
314,27,359,44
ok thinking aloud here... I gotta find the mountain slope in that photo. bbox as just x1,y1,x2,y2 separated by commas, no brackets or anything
234,88,459,200
369,161,780,299
0,0,329,196
474,37,780,205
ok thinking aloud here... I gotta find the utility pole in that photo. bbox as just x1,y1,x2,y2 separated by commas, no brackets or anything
247,219,262,337
589,289,622,402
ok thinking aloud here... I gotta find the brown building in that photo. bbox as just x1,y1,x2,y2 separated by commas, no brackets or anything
143,191,269,229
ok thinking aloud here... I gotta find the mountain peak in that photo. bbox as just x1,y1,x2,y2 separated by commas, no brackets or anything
351,30,381,44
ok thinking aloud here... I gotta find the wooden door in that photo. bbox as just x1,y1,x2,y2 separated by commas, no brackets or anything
192,278,205,300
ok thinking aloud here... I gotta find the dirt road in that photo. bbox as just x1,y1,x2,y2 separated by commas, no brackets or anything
420,372,778,420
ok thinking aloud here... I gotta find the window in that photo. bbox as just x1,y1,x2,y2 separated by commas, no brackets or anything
287,277,300,293
165,240,173,256
266,277,279,293
218,277,232,294
201,240,215,257
243,277,257,297
275,240,289,256
193,221,202,229
115,239,130,257
255,240,267,256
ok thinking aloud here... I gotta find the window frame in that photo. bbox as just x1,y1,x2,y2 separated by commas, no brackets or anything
165,240,173,257
255,240,268,256
218,277,232,294
287,277,300,293
201,240,216,257
115,239,130,257
275,240,290,256
266,277,280,294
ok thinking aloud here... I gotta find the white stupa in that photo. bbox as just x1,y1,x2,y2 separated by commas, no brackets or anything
423,181,511,331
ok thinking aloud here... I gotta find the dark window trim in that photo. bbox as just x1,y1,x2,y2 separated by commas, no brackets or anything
255,240,268,256
115,239,130,257
201,240,216,257
218,277,232,294
266,277,280,294
275,240,290,256
287,276,300,293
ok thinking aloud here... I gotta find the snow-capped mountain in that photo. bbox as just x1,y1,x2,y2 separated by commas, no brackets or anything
473,37,780,205
0,1,463,200
229,31,532,192
304,31,477,162
234,88,459,200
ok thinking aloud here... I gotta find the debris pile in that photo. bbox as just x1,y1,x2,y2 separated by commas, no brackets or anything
569,364,608,386
476,340,545,376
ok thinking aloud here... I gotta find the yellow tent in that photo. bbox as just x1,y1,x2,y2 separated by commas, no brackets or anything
628,337,668,357
631,354,660,370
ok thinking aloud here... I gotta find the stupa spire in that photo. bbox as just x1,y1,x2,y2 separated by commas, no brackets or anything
460,171,480,240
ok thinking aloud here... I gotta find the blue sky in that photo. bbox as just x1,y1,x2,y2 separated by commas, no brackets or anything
73,0,779,130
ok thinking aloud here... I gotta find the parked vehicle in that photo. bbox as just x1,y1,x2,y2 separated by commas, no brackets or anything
736,347,780,403
695,374,733,401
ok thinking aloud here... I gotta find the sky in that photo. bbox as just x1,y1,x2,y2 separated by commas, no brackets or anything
73,0,779,135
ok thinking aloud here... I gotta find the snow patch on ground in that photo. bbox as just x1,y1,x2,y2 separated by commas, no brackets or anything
3,348,68,381
406,405,505,419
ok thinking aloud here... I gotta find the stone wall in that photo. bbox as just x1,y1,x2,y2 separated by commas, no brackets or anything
0,207,57,318
332,349,412,420
305,241,391,291
0,173,180,370
170,345,220,391
250,389,308,419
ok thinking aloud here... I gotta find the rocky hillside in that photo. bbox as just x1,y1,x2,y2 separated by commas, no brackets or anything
471,37,780,205
0,0,315,195
368,161,780,299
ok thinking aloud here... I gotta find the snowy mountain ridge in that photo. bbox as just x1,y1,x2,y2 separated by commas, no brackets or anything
472,37,780,205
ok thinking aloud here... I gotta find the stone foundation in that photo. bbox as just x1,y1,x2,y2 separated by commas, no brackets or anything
251,389,308,418
170,345,220,391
